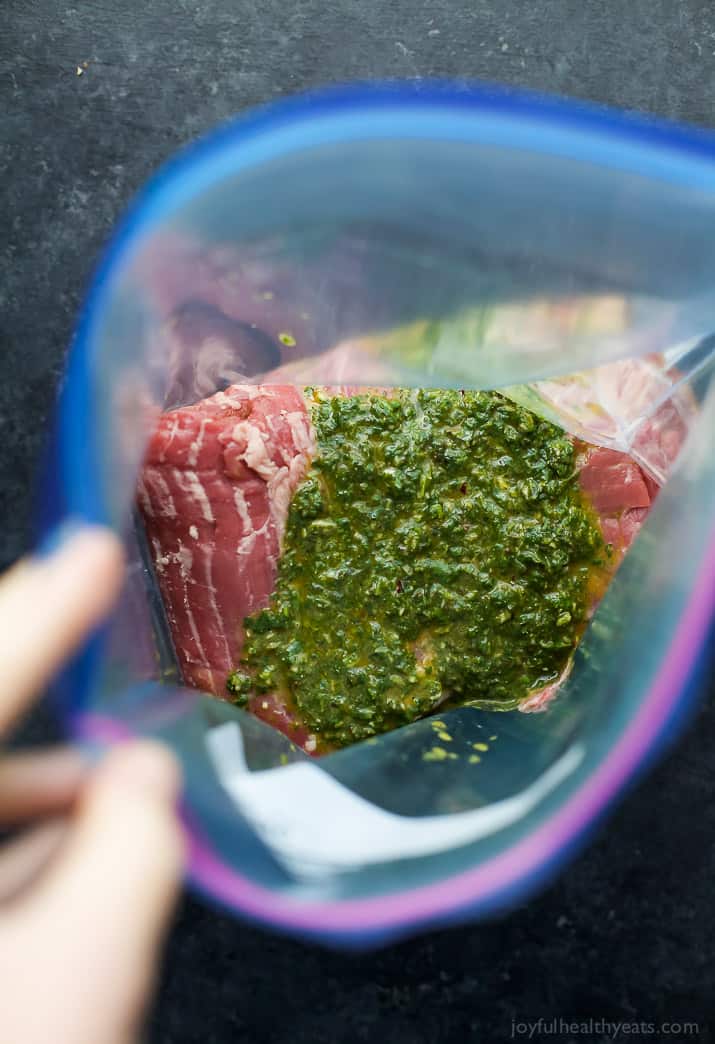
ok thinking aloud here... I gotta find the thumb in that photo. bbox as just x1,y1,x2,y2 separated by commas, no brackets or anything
2,741,185,1044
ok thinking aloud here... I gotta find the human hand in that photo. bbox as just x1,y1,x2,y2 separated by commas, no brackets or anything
0,525,185,1044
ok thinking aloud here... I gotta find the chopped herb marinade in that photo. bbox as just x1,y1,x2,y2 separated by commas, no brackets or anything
228,389,605,750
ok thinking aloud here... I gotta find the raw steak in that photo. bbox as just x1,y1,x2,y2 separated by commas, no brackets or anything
139,385,314,702
138,381,671,749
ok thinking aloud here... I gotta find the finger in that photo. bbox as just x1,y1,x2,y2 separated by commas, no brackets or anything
0,526,123,732
0,748,86,824
0,819,68,903
6,741,185,1044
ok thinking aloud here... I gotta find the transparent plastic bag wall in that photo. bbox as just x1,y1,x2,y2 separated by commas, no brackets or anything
44,88,715,939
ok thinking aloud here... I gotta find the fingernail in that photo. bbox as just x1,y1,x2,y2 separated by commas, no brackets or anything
35,518,88,559
103,741,182,801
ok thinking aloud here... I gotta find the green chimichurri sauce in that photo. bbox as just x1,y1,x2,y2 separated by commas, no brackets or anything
228,389,606,751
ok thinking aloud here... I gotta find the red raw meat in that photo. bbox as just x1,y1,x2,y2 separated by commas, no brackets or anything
139,385,667,747
577,445,657,554
138,384,314,696
578,447,651,514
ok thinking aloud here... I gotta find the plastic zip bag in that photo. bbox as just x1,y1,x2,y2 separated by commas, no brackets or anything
40,84,715,945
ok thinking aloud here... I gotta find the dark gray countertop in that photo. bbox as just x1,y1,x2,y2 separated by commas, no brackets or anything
2,2,715,1041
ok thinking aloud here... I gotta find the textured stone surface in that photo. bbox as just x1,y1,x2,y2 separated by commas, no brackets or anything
2,1,715,1041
